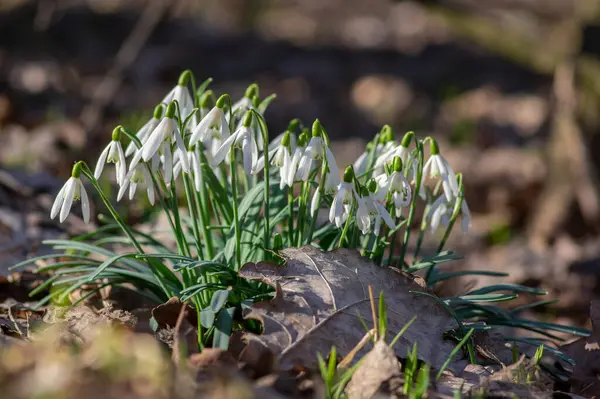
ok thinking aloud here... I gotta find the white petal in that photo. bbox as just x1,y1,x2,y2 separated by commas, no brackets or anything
142,119,168,162
219,113,230,140
59,178,76,222
117,179,129,202
78,180,90,223
94,144,110,180
212,132,238,166
163,144,173,183
175,132,190,172
116,143,127,185
376,203,395,230
50,184,66,220
129,181,137,200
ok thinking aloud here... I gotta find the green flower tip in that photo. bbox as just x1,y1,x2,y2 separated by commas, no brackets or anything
343,166,354,183
298,132,309,147
429,138,440,155
242,111,253,128
245,83,259,99
165,102,177,118
281,131,291,147
312,119,323,138
216,94,228,109
200,90,215,109
392,156,403,172
71,161,83,178
153,104,164,119
401,131,414,148
380,125,393,143
252,95,260,108
178,70,192,86
111,125,122,141
287,118,300,132
367,178,377,193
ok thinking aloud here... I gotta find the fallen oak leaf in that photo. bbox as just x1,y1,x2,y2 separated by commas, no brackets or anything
240,246,467,375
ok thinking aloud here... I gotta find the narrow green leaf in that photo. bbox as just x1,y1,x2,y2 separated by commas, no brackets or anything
210,289,230,313
212,307,235,349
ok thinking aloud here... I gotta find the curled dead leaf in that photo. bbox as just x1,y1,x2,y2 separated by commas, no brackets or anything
240,246,467,374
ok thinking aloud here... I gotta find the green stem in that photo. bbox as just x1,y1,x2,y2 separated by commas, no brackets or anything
230,150,242,270
254,111,271,255
338,203,355,247
306,154,329,245
183,174,204,260
399,140,424,269
287,187,294,246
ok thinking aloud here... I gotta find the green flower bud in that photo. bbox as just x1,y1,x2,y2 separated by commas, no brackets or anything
343,166,354,183
153,104,164,119
287,118,300,132
178,70,192,86
165,102,177,119
429,138,440,155
245,83,259,99
360,186,369,197
242,111,253,128
111,125,122,141
401,131,414,148
298,132,309,147
71,161,83,178
216,94,228,109
393,156,403,172
367,178,377,193
281,131,291,147
312,119,322,138
200,90,215,109
380,125,393,143
252,95,260,108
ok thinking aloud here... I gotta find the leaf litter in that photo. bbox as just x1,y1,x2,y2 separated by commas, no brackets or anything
240,246,468,374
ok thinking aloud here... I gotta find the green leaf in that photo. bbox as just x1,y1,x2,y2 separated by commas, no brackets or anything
200,308,216,329
430,270,508,283
467,284,547,296
212,307,235,349
257,94,276,114
237,181,265,221
210,289,230,313
436,328,474,379
196,77,213,96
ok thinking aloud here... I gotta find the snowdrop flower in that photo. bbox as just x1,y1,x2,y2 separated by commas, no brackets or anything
189,94,230,148
373,130,414,177
281,131,308,189
323,147,340,194
212,111,258,175
329,166,358,228
94,126,127,186
162,70,195,120
356,180,395,235
423,138,459,202
173,148,195,182
51,161,90,223
296,120,326,181
426,184,471,234
125,105,163,157
118,152,155,205
378,156,412,217
141,102,189,183
231,83,258,117
269,119,299,152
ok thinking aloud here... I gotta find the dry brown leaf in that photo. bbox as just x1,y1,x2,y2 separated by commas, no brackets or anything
240,246,467,374
561,300,600,397
345,341,402,399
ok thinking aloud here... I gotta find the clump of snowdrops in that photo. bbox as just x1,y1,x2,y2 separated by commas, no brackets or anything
15,70,588,354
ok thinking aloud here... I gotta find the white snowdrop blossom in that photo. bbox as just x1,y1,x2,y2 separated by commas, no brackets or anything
141,102,189,183
189,95,230,148
329,167,358,228
94,126,127,186
51,162,90,223
212,112,258,175
125,105,163,157
296,135,324,181
231,83,258,118
378,157,412,217
162,71,195,120
118,152,155,205
323,147,340,194
423,139,459,201
425,191,471,233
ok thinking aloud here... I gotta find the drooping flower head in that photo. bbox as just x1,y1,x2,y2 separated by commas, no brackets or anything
296,119,326,181
356,179,395,235
423,138,459,202
212,111,258,175
94,125,127,186
162,70,195,121
231,83,258,118
329,166,358,228
125,104,164,157
378,156,412,217
51,161,90,223
189,94,230,148
141,101,189,183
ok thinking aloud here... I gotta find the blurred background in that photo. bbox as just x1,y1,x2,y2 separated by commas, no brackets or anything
2,0,600,332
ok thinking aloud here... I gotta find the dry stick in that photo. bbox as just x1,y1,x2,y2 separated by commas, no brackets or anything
368,285,378,341
80,0,169,133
